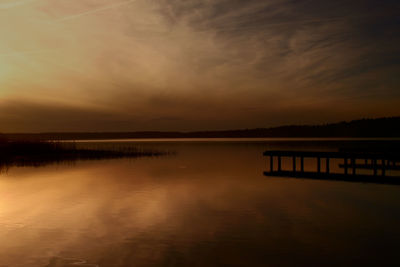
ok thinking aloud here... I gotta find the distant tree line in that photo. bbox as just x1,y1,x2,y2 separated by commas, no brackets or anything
2,116,400,141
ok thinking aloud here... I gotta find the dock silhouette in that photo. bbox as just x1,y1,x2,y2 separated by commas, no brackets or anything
263,150,400,185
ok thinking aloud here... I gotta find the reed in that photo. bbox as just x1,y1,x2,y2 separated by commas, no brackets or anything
0,139,167,171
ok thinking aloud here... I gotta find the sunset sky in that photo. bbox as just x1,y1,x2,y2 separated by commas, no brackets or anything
1,0,399,132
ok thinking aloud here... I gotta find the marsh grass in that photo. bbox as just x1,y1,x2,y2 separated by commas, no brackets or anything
0,139,167,171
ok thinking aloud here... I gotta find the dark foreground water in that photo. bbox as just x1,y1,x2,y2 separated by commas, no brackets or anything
1,139,400,267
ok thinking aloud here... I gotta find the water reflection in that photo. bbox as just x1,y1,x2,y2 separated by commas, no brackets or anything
0,140,400,266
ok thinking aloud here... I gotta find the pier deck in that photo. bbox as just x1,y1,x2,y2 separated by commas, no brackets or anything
263,150,400,185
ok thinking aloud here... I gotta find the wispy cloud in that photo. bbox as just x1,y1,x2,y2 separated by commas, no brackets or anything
0,49,55,58
54,0,137,22
0,0,36,9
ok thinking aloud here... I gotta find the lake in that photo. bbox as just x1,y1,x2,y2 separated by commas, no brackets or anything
1,139,400,266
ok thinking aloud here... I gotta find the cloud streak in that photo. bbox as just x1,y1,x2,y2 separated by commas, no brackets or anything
0,0,36,9
54,0,137,22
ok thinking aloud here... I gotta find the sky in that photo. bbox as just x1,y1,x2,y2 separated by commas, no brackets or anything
0,0,399,132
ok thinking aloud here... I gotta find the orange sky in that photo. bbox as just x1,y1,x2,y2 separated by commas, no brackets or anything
0,0,399,132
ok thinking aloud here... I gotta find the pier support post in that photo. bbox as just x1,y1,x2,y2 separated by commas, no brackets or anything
270,156,274,173
301,157,304,173
278,156,282,172
264,151,396,180
293,156,296,173
326,158,330,174
352,158,356,175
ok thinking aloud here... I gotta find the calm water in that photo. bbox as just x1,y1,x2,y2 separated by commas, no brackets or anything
1,139,400,267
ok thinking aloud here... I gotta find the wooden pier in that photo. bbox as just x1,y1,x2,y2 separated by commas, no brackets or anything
263,150,400,185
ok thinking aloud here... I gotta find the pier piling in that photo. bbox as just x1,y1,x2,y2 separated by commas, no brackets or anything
263,150,400,184
293,156,296,173
326,158,330,174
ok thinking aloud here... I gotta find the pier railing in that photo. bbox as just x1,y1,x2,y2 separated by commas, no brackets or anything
263,150,400,185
